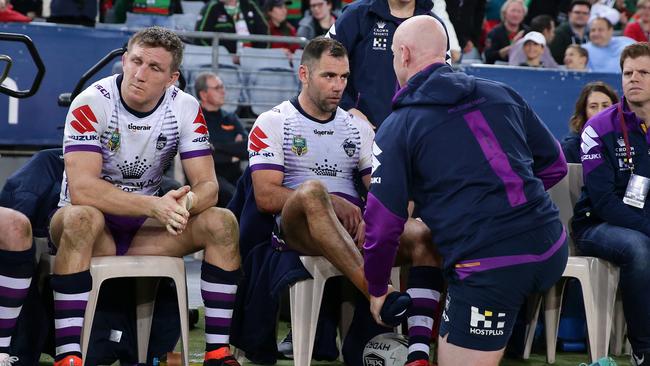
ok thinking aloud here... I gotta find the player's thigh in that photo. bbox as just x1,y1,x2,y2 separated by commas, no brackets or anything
127,216,201,257
437,333,505,366
395,218,438,265
279,191,326,256
49,205,116,256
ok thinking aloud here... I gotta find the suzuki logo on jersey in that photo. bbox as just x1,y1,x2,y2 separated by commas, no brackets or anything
372,142,382,174
193,108,208,135
580,126,600,154
249,126,269,152
70,105,98,134
469,306,505,336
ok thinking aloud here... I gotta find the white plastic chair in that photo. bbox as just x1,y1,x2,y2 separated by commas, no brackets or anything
289,256,400,366
522,163,619,364
79,256,190,366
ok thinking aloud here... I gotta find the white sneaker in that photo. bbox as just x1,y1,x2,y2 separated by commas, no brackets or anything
0,353,19,366
277,330,293,359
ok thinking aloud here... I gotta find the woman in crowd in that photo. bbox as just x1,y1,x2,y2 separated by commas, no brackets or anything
624,0,650,41
484,0,528,64
297,0,336,39
561,81,619,163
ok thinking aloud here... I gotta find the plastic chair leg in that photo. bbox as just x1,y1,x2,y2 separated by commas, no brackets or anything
135,277,159,363
522,293,542,359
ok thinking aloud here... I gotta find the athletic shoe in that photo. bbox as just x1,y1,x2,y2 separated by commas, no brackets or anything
633,352,647,366
379,291,412,327
0,354,19,366
277,330,293,359
204,346,241,366
53,356,82,366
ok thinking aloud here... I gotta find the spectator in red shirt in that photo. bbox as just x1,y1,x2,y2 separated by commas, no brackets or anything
0,0,32,22
266,0,301,54
624,0,650,41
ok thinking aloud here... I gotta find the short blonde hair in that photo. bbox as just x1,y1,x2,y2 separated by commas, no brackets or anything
500,0,528,22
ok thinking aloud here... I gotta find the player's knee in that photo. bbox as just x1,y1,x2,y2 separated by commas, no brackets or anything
296,180,329,203
408,223,439,266
0,209,32,251
58,206,104,251
198,207,239,249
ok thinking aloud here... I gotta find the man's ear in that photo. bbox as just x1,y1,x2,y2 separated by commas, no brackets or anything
298,64,309,84
167,70,180,88
401,45,410,67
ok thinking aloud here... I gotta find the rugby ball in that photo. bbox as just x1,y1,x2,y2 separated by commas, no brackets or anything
363,333,408,366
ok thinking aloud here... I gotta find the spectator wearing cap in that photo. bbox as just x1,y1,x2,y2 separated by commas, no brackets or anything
508,15,559,67
195,0,269,53
265,0,301,53
563,44,589,70
519,31,548,67
583,16,635,72
297,0,336,39
549,0,591,64
624,0,650,42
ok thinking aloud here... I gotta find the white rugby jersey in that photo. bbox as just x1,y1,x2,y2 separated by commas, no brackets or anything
58,74,211,206
248,99,374,205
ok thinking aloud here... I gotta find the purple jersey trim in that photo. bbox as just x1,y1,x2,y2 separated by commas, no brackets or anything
537,142,567,190
180,149,212,160
250,163,285,172
455,227,566,280
363,192,407,297
360,167,372,177
64,145,102,154
464,110,527,207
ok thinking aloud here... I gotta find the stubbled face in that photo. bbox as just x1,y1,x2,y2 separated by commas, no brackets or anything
121,44,178,112
623,55,650,106
568,4,590,28
585,91,613,119
301,53,349,114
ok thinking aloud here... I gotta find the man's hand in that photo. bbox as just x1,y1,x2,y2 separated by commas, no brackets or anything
151,186,191,235
353,219,366,249
369,285,397,328
330,194,363,237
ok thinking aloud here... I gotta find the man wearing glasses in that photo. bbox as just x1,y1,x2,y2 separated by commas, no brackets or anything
195,71,248,206
549,0,591,64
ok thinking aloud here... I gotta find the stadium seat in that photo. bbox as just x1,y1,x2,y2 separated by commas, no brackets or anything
76,256,190,366
239,48,298,115
181,0,205,15
522,163,619,364
289,256,400,366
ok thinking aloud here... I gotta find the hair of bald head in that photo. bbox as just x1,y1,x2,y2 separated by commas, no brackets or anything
394,16,448,63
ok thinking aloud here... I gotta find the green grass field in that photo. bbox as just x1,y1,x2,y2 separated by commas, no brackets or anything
39,307,631,365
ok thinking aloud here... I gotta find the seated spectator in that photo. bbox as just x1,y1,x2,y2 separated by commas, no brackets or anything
563,44,589,70
561,81,618,162
195,71,248,207
573,42,650,366
624,0,650,41
195,0,269,53
508,15,559,67
124,0,182,27
0,0,31,21
519,31,548,67
297,0,336,40
265,0,301,54
549,0,591,65
583,16,635,73
484,0,529,64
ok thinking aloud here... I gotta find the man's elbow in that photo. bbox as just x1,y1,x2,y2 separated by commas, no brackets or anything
69,187,93,206
254,196,277,214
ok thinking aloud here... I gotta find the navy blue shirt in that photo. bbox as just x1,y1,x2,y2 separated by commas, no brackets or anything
328,0,445,128
362,63,567,296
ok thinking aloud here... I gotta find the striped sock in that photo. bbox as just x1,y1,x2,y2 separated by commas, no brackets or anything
406,266,443,363
201,261,241,353
0,247,34,353
50,270,91,361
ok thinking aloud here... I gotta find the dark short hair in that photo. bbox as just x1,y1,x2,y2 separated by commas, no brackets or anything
127,26,184,72
620,42,650,71
569,0,591,12
567,44,588,61
569,81,618,133
530,14,554,33
300,36,347,70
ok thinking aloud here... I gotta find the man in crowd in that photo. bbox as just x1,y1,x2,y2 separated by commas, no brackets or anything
583,16,635,73
549,0,591,64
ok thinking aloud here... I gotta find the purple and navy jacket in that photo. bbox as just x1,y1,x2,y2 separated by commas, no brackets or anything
572,100,650,239
363,63,567,297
